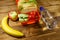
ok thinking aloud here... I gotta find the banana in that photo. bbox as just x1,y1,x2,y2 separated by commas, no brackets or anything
1,16,24,37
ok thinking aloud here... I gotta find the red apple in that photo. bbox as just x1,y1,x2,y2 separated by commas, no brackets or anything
8,11,18,21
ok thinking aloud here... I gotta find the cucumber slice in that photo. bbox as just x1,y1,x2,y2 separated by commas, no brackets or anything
18,14,28,22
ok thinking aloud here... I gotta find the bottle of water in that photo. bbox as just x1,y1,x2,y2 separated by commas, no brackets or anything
40,6,57,30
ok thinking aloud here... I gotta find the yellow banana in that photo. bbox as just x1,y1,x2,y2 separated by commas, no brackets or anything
1,16,24,37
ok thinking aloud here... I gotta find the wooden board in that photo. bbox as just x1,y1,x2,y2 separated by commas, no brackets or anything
0,0,60,40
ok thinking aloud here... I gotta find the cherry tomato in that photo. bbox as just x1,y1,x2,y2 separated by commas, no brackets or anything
27,11,40,24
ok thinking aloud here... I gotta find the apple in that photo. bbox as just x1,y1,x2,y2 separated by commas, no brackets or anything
8,11,18,21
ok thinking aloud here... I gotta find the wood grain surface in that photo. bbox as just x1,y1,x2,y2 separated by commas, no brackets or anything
0,0,60,40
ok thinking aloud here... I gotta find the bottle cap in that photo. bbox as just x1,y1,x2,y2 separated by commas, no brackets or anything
40,6,45,11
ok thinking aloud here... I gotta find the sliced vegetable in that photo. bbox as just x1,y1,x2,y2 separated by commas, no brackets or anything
18,13,28,22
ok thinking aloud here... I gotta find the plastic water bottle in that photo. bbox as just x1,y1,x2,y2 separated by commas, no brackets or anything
40,6,57,30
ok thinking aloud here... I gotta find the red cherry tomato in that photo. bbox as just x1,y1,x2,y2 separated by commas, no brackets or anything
27,11,40,24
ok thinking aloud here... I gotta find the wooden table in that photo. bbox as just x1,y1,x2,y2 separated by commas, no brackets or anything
0,0,60,40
